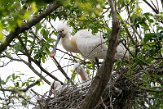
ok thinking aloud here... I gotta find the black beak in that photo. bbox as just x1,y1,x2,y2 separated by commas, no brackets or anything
51,31,62,57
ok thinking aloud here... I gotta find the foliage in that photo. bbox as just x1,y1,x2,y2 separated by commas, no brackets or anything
0,73,41,108
0,0,162,108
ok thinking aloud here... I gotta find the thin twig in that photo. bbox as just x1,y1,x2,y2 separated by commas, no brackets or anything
0,80,40,92
52,57,74,85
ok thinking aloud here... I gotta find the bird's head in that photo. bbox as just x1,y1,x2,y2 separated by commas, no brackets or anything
50,22,70,58
56,22,70,38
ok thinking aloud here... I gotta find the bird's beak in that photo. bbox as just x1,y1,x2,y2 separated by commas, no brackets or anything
50,31,62,57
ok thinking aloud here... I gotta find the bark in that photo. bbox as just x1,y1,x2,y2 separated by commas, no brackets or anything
161,0,163,8
80,0,120,109
0,2,61,55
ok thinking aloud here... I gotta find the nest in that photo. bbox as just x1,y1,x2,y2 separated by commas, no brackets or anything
33,68,143,109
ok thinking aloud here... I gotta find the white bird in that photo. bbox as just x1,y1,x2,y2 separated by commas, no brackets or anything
49,64,89,95
51,22,129,60
49,80,63,96
73,63,89,82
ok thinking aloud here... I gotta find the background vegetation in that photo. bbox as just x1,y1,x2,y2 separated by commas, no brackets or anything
0,0,162,108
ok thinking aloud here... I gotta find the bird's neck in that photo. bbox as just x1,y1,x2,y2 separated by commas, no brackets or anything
78,71,89,82
61,36,80,53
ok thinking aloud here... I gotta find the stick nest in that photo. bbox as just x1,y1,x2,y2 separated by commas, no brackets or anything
33,68,143,109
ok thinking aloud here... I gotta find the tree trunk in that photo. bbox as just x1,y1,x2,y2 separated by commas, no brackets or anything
80,0,120,109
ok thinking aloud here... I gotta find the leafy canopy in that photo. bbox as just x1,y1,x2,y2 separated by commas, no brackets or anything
0,0,162,108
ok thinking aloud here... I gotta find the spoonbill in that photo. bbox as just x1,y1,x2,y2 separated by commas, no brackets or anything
49,80,63,96
49,64,89,95
73,63,89,82
51,22,129,60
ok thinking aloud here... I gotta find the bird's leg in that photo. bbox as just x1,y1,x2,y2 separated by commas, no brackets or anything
95,58,100,69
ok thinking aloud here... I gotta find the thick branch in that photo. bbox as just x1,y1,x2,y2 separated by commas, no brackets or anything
80,0,120,109
0,2,61,55
161,0,163,8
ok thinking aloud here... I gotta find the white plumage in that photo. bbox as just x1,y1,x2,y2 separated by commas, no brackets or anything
73,63,89,82
49,81,63,93
75,30,107,59
52,22,129,60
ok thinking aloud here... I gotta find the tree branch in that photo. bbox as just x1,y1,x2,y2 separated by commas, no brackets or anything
143,0,159,14
22,59,51,85
80,0,120,109
33,59,64,85
0,2,61,55
161,0,163,8
52,57,74,85
0,80,40,92
16,35,63,85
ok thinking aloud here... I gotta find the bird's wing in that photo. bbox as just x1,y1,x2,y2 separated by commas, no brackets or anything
115,43,129,60
75,29,129,60
76,33,107,59
74,29,94,38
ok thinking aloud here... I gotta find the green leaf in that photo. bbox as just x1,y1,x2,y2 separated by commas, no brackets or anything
12,73,16,80
0,79,6,85
6,75,12,82
144,33,155,43
16,82,19,87
0,22,4,40
70,69,77,82
41,56,45,63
